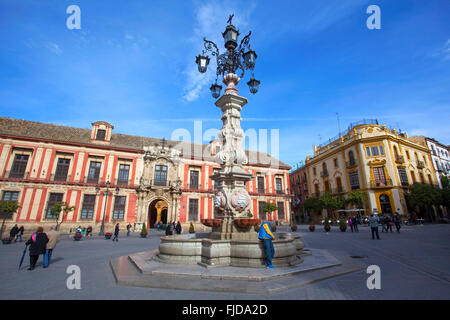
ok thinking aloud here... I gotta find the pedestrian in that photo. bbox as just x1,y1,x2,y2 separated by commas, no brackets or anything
17,225,25,242
10,224,19,242
348,217,354,232
43,226,60,268
165,222,173,236
381,215,387,232
25,227,49,270
369,213,380,240
156,221,161,231
86,225,92,237
258,219,276,269
352,216,359,232
386,215,393,233
126,223,131,237
394,214,401,233
172,221,176,232
175,221,182,235
112,223,120,242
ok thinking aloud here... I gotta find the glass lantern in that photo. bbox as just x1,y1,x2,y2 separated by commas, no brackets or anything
195,54,210,73
210,83,223,99
247,78,260,94
222,25,239,50
243,50,257,69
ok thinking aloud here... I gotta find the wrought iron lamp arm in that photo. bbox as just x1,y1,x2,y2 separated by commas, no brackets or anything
203,38,220,57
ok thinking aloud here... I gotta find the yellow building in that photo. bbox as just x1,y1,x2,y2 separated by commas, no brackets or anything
303,119,438,219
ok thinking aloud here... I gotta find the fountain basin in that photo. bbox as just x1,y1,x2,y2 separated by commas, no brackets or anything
156,232,304,268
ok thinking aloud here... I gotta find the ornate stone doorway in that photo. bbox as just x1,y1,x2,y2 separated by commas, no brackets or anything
379,194,393,214
148,199,168,228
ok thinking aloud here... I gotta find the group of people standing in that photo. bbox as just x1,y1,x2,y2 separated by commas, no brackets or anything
346,217,361,233
24,226,60,270
165,221,182,235
368,212,402,240
9,224,25,242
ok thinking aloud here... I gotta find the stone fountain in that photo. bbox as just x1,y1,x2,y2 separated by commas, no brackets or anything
154,73,304,268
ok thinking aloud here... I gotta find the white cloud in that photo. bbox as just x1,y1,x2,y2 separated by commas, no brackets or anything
46,42,62,55
182,0,257,102
430,39,450,61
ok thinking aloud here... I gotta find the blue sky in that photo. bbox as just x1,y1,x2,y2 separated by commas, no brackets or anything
1,0,449,169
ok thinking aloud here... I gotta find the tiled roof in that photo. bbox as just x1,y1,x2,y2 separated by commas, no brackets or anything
0,117,290,169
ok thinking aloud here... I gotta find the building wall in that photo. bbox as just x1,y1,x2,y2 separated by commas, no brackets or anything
0,129,291,233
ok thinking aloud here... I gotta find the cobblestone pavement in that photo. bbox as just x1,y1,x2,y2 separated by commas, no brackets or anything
0,224,449,300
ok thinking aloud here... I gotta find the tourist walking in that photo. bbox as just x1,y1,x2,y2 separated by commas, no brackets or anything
43,226,60,268
16,225,25,242
352,216,359,232
112,223,120,242
348,217,354,232
394,214,401,233
381,215,387,232
10,224,19,242
385,215,393,233
156,221,161,231
258,220,276,269
126,223,132,237
369,213,380,240
175,221,182,234
25,227,49,270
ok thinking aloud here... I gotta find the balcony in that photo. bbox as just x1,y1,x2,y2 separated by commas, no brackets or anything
346,160,357,169
370,179,393,188
320,169,329,177
51,173,71,183
395,155,405,164
115,178,129,186
416,161,425,169
257,188,265,194
332,187,344,194
85,176,101,184
187,184,202,191
3,171,28,180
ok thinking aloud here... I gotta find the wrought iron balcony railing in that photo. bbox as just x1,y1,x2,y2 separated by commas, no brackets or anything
370,179,393,188
346,160,357,169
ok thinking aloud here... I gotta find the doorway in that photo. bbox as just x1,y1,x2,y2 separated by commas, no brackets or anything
148,199,168,228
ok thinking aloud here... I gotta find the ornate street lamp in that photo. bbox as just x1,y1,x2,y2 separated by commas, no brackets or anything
98,180,119,236
196,14,260,98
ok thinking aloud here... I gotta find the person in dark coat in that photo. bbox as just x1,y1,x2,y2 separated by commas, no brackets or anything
175,221,182,235
112,223,120,242
25,227,49,270
17,226,24,242
393,214,401,233
165,223,173,236
10,224,19,241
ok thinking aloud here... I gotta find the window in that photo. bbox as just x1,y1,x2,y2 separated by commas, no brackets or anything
371,146,379,156
188,199,199,221
398,168,409,186
313,168,317,175
406,151,410,160
80,195,96,219
112,196,126,220
419,172,424,184
2,191,19,202
349,172,360,189
428,174,433,185
54,158,70,181
189,170,199,189
9,154,29,179
314,184,319,195
336,177,343,192
334,158,338,168
45,193,64,219
257,176,265,193
373,167,387,185
117,164,130,185
349,151,355,162
366,147,371,157
258,201,266,220
379,146,384,155
275,177,283,194
154,165,167,186
87,161,102,183
277,202,285,220
410,171,416,183
96,129,106,141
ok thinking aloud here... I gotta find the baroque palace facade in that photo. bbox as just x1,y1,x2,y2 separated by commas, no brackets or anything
0,117,291,232
290,119,439,221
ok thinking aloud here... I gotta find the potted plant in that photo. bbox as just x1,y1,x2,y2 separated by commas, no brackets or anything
324,219,331,232
309,220,315,232
1,237,13,244
104,232,112,240
291,219,298,232
140,223,148,238
339,218,347,232
189,222,195,233
0,200,21,239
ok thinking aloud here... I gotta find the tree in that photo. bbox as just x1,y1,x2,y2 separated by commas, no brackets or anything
49,202,76,231
0,200,21,238
405,183,440,221
320,192,344,219
263,202,278,221
441,175,449,190
303,197,325,223
346,190,368,210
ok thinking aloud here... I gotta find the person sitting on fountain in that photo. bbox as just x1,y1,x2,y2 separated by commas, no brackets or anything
258,220,276,269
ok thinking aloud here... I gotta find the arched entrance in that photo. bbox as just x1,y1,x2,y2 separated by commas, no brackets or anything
379,194,393,214
148,199,168,228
